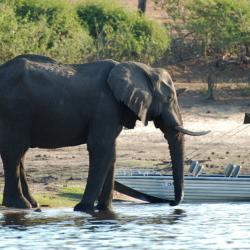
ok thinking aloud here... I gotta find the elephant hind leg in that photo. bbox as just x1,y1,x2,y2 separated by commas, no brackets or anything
1,150,31,209
20,154,39,208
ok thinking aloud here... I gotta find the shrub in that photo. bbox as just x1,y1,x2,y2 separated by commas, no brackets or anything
155,0,250,61
0,0,93,63
14,0,66,23
0,0,170,64
0,3,52,62
0,3,18,62
76,0,170,63
186,0,250,59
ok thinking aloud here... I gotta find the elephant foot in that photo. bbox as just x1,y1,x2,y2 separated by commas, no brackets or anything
96,203,113,212
74,202,95,213
92,209,117,220
170,193,184,206
24,194,39,208
28,198,39,208
3,195,32,209
169,200,179,206
169,198,183,206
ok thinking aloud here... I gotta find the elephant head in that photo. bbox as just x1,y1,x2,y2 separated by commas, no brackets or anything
108,62,209,206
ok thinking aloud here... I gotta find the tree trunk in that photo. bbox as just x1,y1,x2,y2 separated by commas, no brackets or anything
138,0,147,13
206,73,216,101
246,44,250,57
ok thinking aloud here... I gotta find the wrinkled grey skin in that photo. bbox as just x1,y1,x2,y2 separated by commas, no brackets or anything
0,54,206,212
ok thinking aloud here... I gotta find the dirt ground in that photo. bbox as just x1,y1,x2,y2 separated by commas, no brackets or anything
0,63,250,196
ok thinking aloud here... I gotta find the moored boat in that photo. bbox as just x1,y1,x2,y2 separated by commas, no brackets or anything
115,167,250,203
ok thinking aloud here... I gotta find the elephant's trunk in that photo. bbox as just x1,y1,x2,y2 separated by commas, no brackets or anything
164,128,184,206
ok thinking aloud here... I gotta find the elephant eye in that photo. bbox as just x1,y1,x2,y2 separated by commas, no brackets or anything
166,94,174,104
159,82,173,103
168,95,173,101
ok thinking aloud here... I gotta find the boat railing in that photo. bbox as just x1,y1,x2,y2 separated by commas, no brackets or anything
188,160,203,177
116,163,243,178
189,161,242,178
224,164,241,177
116,169,163,177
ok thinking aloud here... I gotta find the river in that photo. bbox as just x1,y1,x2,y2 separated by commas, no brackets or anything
0,202,249,249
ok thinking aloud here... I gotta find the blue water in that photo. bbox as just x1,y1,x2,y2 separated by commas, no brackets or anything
0,202,250,250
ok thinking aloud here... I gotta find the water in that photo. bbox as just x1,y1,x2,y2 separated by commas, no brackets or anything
0,202,250,250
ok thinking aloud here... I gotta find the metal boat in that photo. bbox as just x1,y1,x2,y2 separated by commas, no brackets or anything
114,163,250,203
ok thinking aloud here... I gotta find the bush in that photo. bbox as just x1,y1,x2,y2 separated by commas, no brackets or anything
76,0,170,63
0,3,51,62
186,0,250,59
0,0,93,63
0,0,170,64
0,3,18,62
14,0,66,23
155,0,250,62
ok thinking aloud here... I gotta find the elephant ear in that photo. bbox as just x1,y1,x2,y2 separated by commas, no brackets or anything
108,62,154,125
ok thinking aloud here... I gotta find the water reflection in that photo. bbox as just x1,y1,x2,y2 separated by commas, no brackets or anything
0,203,249,250
0,203,186,229
1,211,77,229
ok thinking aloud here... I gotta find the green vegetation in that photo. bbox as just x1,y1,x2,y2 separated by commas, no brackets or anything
0,0,93,63
186,0,250,60
155,0,250,63
2,0,248,65
36,186,83,207
0,0,170,64
0,185,83,207
76,0,169,63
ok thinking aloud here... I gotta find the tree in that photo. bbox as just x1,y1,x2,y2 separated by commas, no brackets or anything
155,0,250,62
138,0,147,13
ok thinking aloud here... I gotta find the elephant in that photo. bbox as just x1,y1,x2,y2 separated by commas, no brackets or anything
0,54,209,212
244,113,250,124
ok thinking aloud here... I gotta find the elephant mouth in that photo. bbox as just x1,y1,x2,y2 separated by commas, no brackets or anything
174,126,210,136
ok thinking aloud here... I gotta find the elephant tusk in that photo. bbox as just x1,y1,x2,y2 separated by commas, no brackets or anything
175,126,211,136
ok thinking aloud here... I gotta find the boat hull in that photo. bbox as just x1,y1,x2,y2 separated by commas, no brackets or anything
115,175,250,202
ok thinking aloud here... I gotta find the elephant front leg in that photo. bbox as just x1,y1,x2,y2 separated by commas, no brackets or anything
1,150,31,209
96,163,115,211
74,143,116,213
